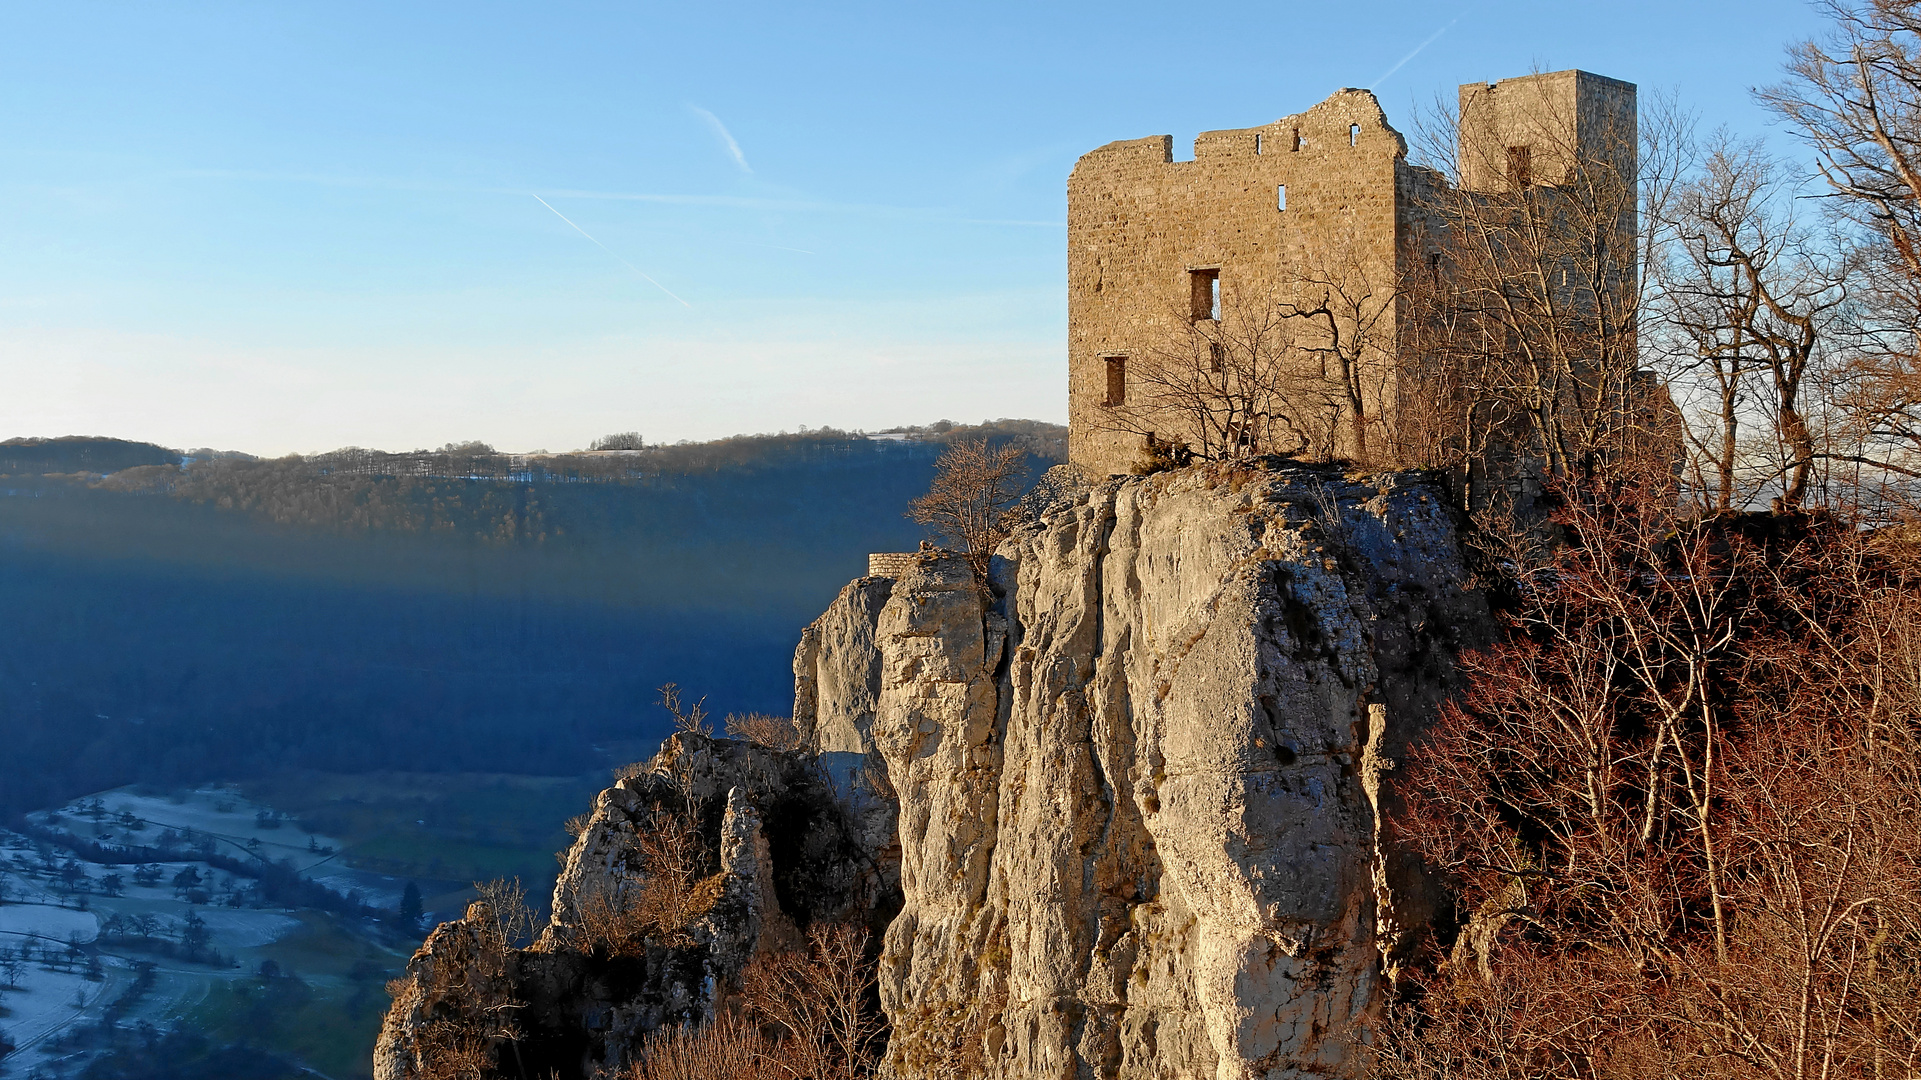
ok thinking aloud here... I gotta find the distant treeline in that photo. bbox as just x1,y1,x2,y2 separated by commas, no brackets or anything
0,435,178,476
0,422,1063,819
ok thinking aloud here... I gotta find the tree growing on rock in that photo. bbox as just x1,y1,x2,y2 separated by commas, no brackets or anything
908,437,1028,581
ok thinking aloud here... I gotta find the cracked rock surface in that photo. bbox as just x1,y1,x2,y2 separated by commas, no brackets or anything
838,462,1491,1079
376,461,1489,1080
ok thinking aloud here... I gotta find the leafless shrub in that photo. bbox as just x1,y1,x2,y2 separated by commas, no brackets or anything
576,810,721,955
1376,480,1921,1080
619,922,885,1080
908,438,1028,582
724,712,804,751
738,922,885,1080
473,878,534,948
1099,291,1320,463
385,898,528,1080
626,1014,787,1080
657,683,712,737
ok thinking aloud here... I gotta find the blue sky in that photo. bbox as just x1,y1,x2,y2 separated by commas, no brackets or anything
0,0,1826,454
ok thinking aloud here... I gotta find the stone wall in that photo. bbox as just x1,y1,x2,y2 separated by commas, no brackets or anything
1457,70,1637,193
1065,71,1637,479
867,552,920,578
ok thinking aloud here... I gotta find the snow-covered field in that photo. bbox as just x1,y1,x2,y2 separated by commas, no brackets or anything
33,785,347,873
0,948,118,1066
0,903,98,941
0,784,413,1076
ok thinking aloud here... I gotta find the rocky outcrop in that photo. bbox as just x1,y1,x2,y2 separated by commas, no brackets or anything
375,733,896,1080
376,460,1490,1080
833,461,1491,1079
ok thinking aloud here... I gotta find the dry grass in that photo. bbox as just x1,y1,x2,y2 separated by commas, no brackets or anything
626,1015,788,1080
623,921,886,1080
724,712,804,751
576,810,723,955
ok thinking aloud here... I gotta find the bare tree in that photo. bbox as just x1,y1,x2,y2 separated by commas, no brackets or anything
1096,288,1350,465
1376,480,1921,1080
1763,2,1921,499
1403,81,1682,492
908,438,1028,581
1650,135,1849,509
1276,254,1400,463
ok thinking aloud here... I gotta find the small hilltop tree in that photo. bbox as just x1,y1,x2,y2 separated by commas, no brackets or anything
908,438,1028,581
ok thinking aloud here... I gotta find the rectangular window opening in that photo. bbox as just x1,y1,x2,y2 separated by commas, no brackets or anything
1189,268,1221,322
1277,184,1287,212
1104,356,1127,407
1209,342,1226,373
1291,128,1302,152
1508,145,1532,187
1254,133,1263,154
1349,123,1360,146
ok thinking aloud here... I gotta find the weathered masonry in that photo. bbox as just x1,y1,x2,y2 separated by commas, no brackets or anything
1066,69,1637,476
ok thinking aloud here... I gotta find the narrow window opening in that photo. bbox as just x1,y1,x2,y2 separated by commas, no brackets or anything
1349,123,1360,146
1507,145,1532,187
1291,128,1302,152
1189,268,1221,322
1254,133,1263,154
1104,356,1127,406
1277,184,1287,212
1209,342,1226,372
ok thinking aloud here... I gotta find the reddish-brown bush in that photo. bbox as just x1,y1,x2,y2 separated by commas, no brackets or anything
1379,483,1921,1080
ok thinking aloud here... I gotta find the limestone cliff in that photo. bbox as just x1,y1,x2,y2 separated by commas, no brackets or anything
374,734,895,1080
818,461,1491,1078
376,460,1490,1080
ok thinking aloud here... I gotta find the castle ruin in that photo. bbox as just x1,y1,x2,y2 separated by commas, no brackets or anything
1066,69,1639,477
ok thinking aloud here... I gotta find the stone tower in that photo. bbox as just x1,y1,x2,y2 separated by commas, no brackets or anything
1066,69,1638,477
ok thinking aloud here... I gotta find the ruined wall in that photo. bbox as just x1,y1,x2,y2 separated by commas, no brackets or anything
1067,89,1411,476
1066,71,1638,479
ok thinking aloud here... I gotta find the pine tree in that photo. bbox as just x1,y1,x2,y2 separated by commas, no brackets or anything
400,881,423,929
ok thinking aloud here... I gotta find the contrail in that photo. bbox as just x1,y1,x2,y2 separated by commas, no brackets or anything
690,106,752,173
530,193,691,308
1371,12,1465,89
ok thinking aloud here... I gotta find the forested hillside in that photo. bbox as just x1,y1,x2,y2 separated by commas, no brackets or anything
0,422,1062,818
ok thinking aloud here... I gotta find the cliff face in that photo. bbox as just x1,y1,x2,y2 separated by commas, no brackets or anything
375,461,1490,1080
375,735,895,1080
820,462,1491,1078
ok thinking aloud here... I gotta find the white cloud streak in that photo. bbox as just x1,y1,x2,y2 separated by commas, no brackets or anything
1371,11,1467,89
689,106,752,173
165,168,1065,226
531,193,691,308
